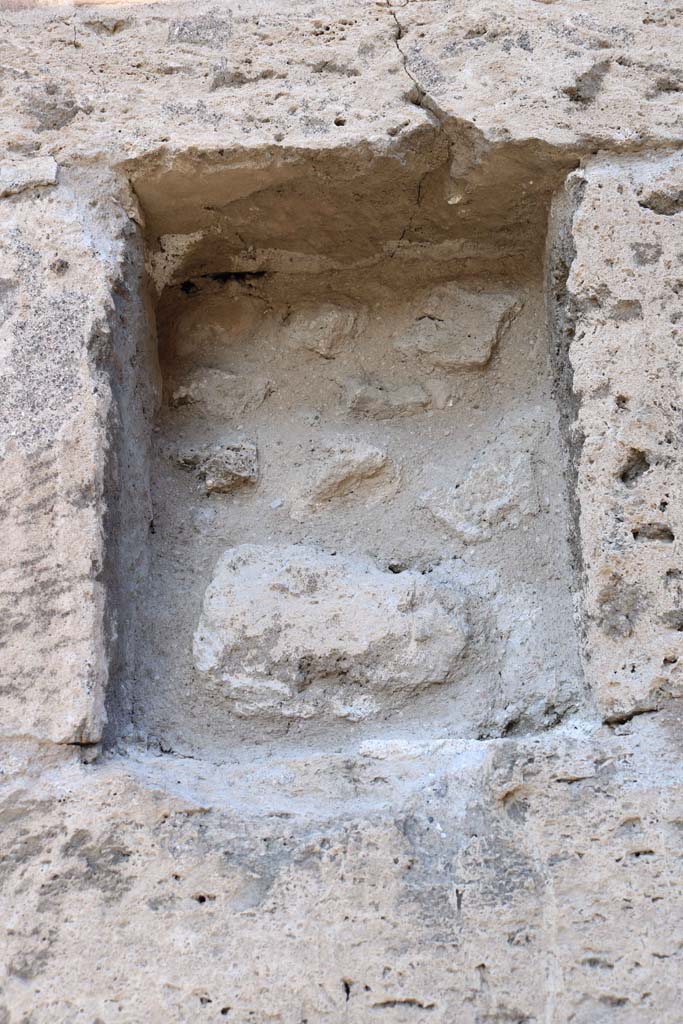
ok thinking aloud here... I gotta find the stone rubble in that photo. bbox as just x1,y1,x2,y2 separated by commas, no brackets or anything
175,439,258,493
193,543,469,719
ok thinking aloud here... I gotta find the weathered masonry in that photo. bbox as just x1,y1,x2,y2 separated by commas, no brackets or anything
1,2,683,1021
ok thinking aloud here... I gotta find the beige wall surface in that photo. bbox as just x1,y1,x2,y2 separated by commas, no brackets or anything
1,2,682,1021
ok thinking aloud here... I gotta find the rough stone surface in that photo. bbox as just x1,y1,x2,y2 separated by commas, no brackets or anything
1,0,682,1019
420,441,540,545
194,544,468,719
284,302,358,358
288,439,395,519
168,367,272,419
346,380,432,419
395,284,522,370
549,152,683,725
175,438,258,493
0,171,150,745
0,156,58,197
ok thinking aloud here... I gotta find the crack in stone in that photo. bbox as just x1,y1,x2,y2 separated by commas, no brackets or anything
386,1,450,136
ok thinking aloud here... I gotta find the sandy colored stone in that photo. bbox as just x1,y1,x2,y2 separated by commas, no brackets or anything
0,0,681,1019
395,284,522,370
193,544,468,719
0,156,58,197
175,439,258,493
283,302,357,358
168,367,272,419
346,380,431,419
549,152,683,724
420,446,540,544
288,439,395,519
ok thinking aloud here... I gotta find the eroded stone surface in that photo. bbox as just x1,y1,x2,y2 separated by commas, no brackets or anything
0,156,58,197
2,712,683,1022
0,171,151,745
420,446,540,544
168,367,272,419
550,152,683,723
194,544,468,719
175,439,258,493
284,302,358,358
288,439,395,519
346,380,431,419
395,284,522,370
143,264,576,753
0,1,680,1018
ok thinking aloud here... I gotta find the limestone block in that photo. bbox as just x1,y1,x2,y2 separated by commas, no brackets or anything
289,439,395,519
283,302,357,358
420,447,539,544
168,367,272,419
347,380,430,419
393,1,683,153
395,284,522,370
176,440,258,494
4,713,683,1023
193,544,468,719
3,1,683,1017
0,157,58,198
0,173,149,745
549,152,683,723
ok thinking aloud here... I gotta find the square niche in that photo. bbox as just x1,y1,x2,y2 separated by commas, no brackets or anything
119,150,583,759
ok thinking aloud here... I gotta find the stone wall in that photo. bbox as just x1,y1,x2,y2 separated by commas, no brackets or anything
1,2,682,1021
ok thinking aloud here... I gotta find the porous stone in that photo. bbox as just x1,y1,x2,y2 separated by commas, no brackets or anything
395,284,522,370
420,447,540,544
289,439,394,519
167,10,232,48
283,302,357,358
1,0,682,1018
193,544,468,718
549,152,683,724
346,380,431,419
175,439,258,494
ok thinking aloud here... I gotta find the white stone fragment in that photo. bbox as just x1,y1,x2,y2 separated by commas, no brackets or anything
176,439,258,494
395,283,522,370
420,448,539,544
284,302,357,357
0,157,58,198
193,544,468,719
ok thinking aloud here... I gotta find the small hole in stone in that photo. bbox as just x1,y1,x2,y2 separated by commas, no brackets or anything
334,115,347,126
662,611,683,631
620,448,650,486
632,524,674,543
